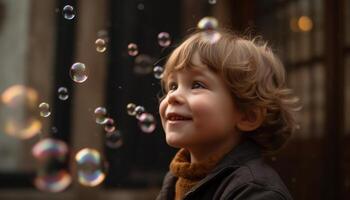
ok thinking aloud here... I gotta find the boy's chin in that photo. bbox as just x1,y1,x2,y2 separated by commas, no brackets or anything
165,137,186,149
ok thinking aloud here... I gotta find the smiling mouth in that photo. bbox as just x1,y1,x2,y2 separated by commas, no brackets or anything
166,113,192,122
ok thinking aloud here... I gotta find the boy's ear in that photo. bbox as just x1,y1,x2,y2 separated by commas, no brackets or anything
236,107,266,132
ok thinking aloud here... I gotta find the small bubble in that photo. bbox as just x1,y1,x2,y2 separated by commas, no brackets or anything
127,43,138,56
197,17,219,30
104,118,116,133
134,54,153,75
157,32,171,47
94,107,108,125
58,87,69,101
208,0,217,5
95,38,107,53
75,148,106,187
137,3,145,10
51,126,58,134
70,62,88,83
62,5,75,20
105,130,123,149
135,106,145,119
126,103,137,116
138,113,156,133
153,66,164,79
39,102,51,118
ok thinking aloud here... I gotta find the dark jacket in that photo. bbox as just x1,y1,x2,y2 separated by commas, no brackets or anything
156,140,293,200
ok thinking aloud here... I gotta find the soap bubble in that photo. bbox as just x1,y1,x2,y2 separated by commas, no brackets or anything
208,0,217,5
126,103,136,116
75,148,106,187
197,17,221,44
34,170,72,193
95,38,107,53
105,130,123,149
104,118,115,133
1,85,41,139
58,87,69,101
137,3,145,10
70,62,88,83
32,138,71,192
197,16,219,30
62,5,75,20
127,43,138,56
153,65,164,79
135,105,145,119
134,54,153,75
94,107,108,125
138,113,156,133
157,32,171,47
39,102,51,118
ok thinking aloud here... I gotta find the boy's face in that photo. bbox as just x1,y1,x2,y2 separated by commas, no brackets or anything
159,52,242,150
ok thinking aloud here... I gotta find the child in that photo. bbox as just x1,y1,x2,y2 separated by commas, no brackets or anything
156,29,299,200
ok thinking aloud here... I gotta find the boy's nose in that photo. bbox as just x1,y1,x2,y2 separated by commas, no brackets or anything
167,89,185,105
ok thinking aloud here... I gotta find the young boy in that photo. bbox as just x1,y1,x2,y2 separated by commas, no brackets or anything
156,29,299,200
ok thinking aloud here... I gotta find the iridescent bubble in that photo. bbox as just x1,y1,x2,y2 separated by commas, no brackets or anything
32,138,71,192
134,54,154,75
127,43,138,56
197,16,219,30
104,118,115,133
135,105,145,119
62,5,75,20
95,38,107,53
158,32,171,47
197,17,221,44
34,170,72,193
208,0,217,5
75,148,106,187
58,87,69,101
32,138,68,161
153,65,164,79
39,102,51,118
105,130,123,149
70,62,88,83
94,107,108,125
1,85,41,139
138,113,156,133
126,103,136,116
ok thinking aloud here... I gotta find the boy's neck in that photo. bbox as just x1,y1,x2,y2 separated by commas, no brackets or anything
188,137,242,164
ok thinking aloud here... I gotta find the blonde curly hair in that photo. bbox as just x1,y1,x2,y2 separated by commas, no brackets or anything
160,29,300,153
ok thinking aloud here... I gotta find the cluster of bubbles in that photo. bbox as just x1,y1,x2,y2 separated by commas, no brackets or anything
94,107,123,149
197,16,221,44
126,103,156,133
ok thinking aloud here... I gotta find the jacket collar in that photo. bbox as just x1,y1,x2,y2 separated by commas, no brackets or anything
157,139,262,200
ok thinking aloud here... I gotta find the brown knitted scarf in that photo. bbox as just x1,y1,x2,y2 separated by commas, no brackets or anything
169,148,226,200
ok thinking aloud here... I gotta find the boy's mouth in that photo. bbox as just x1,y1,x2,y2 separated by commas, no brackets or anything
166,112,192,121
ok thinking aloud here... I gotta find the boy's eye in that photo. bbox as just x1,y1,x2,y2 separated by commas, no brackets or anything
168,82,178,91
192,81,206,89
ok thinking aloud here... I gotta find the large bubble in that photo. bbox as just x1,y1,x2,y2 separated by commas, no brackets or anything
197,17,221,44
1,85,41,139
32,138,71,192
75,148,106,187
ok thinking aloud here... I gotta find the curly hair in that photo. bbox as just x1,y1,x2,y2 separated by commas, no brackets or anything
160,29,301,153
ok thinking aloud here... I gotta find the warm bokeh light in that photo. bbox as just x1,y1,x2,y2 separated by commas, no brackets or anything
298,16,313,32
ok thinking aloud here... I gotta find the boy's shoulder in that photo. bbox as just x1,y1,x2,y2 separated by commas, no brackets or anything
217,158,293,199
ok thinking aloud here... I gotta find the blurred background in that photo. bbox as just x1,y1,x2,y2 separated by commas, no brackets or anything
0,0,349,199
